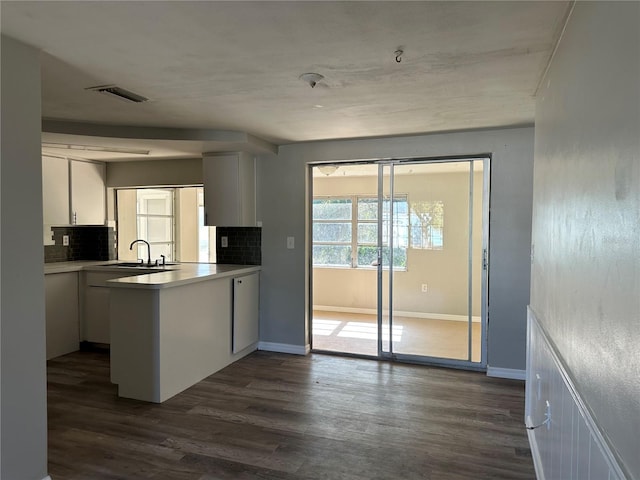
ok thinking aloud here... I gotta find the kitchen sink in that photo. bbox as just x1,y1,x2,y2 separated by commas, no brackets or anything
114,262,179,269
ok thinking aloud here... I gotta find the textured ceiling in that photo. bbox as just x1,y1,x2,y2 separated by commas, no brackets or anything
1,1,570,156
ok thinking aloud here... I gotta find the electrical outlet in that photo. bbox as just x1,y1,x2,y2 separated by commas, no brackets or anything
421,284,428,293
287,236,295,249
62,235,69,246
220,236,228,248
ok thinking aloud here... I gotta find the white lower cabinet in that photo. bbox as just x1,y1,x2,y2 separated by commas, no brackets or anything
45,272,79,360
232,272,259,353
82,271,142,344
110,268,261,403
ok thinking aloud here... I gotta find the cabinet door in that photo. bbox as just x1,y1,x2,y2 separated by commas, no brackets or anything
71,160,106,225
45,272,79,359
42,156,70,234
203,152,255,226
232,273,259,353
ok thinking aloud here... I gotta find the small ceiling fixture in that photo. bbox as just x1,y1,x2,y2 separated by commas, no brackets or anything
317,165,338,176
85,84,148,103
299,73,324,88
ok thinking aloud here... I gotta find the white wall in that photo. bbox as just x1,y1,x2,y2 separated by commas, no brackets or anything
116,189,138,261
106,158,202,187
530,3,639,478
258,126,534,370
176,188,200,262
1,35,49,480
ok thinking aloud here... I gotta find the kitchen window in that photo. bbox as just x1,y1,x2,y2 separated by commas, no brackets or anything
116,187,215,263
136,189,175,261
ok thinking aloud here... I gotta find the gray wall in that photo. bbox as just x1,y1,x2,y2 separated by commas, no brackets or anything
1,36,49,479
531,3,639,478
257,126,534,370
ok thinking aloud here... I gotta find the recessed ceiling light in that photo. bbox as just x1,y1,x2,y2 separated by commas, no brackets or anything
313,104,324,109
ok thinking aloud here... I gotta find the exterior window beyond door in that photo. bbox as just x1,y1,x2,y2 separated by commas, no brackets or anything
312,195,410,269
136,189,175,261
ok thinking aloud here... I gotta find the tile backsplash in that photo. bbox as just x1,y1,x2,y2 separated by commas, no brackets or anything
44,226,116,263
44,225,260,265
216,227,261,265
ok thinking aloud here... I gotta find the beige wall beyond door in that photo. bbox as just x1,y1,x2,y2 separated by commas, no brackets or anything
312,168,484,318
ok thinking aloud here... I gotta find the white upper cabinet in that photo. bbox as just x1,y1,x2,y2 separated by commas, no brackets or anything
70,160,106,225
42,157,106,243
42,155,70,228
203,152,256,227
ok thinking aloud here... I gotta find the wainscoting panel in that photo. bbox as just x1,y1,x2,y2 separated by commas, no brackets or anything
526,307,628,480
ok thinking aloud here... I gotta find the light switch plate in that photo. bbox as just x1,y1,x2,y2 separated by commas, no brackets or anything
221,236,228,248
287,236,295,249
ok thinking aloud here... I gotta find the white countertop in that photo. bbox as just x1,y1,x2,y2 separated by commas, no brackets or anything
107,263,260,290
45,261,260,289
44,260,120,274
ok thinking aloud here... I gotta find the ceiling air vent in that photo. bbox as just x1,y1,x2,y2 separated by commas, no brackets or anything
85,84,148,103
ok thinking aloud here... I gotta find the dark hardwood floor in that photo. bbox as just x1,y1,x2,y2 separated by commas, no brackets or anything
47,351,534,479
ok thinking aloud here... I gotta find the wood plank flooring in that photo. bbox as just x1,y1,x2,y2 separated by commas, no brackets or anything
47,351,534,479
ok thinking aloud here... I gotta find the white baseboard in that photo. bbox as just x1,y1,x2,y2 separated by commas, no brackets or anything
486,366,526,380
526,423,547,480
313,305,481,323
258,341,309,355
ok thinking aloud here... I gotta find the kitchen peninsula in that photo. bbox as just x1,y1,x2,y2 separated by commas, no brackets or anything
105,263,260,403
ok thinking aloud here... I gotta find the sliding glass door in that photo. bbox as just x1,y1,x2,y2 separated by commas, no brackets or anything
311,158,489,368
378,159,488,365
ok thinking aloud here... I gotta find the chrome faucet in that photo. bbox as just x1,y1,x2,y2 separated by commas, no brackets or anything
129,239,151,266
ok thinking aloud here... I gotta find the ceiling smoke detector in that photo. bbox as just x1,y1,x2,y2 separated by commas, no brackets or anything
85,84,148,103
299,73,324,88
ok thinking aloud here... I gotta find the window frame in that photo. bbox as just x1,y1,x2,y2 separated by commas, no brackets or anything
312,194,409,270
312,196,354,268
135,188,176,261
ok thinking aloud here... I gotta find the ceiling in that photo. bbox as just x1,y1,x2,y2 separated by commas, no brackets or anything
1,1,571,161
